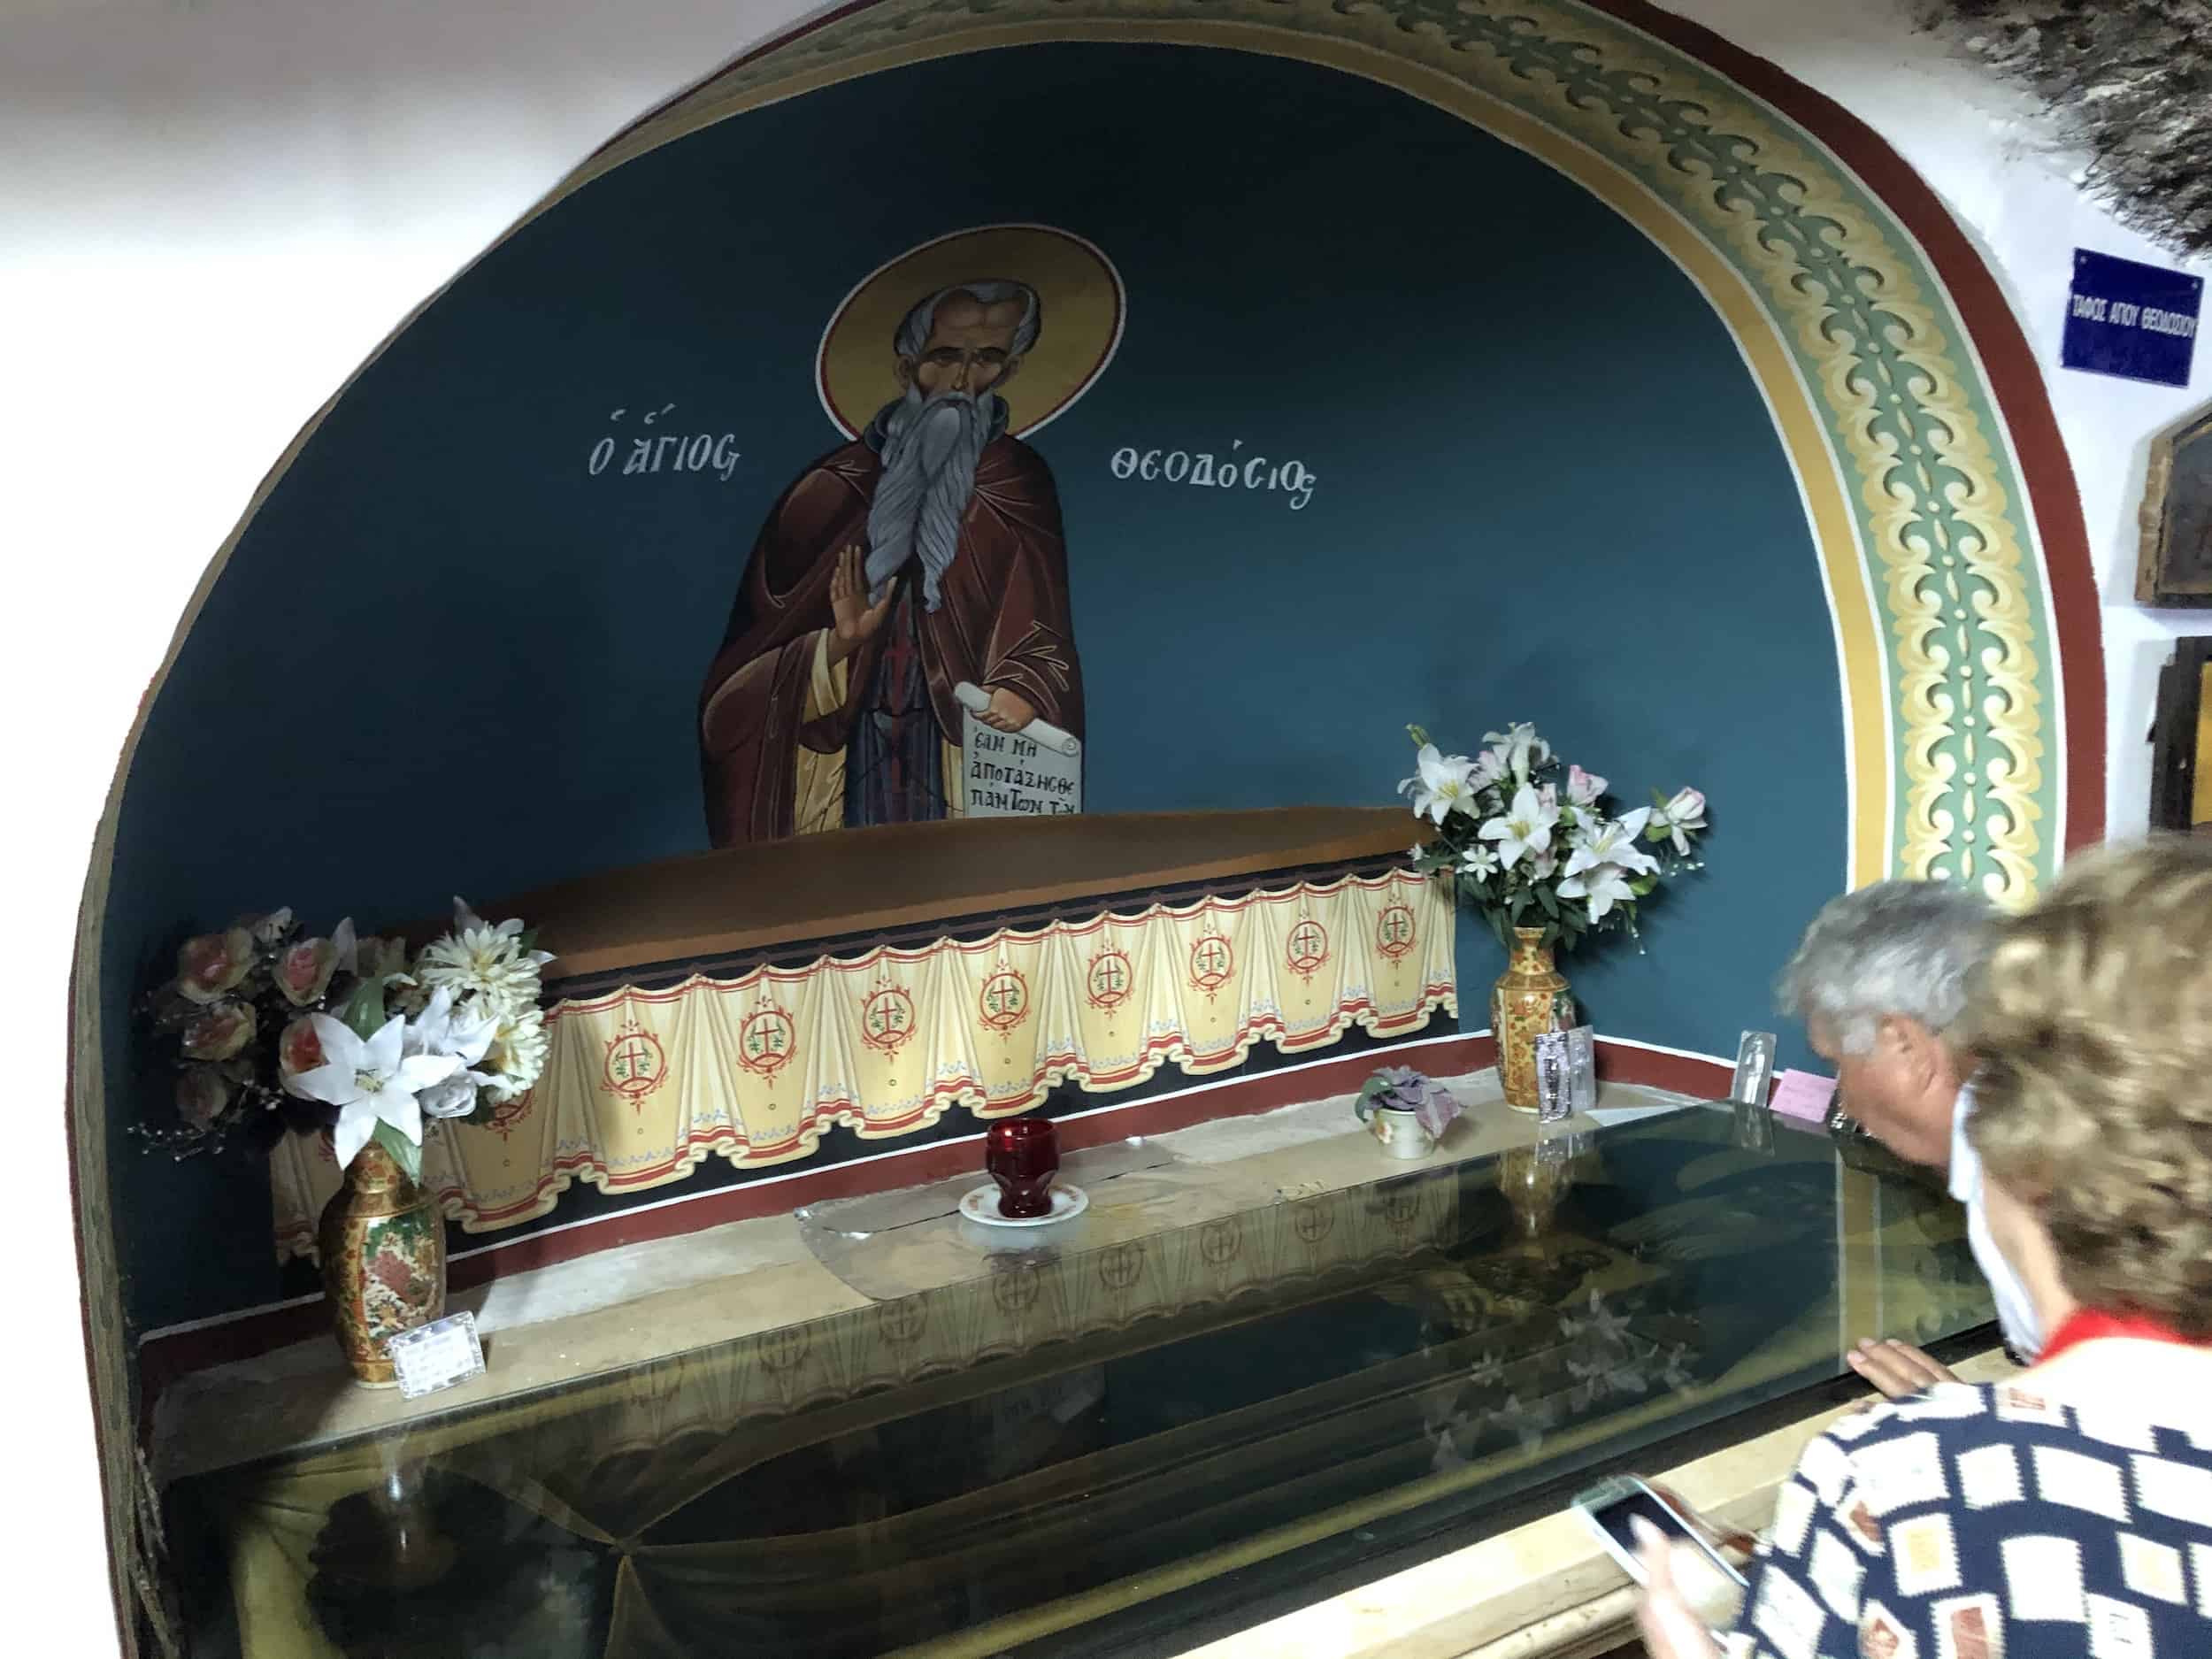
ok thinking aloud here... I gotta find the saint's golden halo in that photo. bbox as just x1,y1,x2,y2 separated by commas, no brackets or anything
815,224,1125,440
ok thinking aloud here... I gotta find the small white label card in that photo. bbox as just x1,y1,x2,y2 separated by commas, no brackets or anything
387,1310,487,1401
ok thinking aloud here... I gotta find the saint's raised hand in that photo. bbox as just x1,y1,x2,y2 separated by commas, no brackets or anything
830,543,893,657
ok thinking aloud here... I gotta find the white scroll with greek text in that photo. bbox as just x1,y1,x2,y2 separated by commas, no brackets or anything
955,680,1082,818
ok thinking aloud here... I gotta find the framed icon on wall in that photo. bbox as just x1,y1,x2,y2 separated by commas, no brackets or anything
2148,637,2212,832
2137,405,2212,606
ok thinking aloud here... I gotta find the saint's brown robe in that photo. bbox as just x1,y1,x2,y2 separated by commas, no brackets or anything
698,432,1083,848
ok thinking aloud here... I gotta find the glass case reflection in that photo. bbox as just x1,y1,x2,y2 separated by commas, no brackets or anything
165,1104,1991,1659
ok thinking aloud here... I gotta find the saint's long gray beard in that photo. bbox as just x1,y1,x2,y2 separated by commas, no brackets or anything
865,384,994,613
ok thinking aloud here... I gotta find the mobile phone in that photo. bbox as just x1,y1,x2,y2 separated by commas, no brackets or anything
1570,1475,1748,1589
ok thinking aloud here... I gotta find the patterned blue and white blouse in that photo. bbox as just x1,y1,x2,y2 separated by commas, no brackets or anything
1723,1380,2212,1658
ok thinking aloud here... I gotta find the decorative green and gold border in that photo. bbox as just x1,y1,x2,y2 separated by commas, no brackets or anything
567,0,2063,902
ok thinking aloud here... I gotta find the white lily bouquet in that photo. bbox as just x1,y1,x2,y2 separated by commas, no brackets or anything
1400,722,1708,950
140,897,553,1181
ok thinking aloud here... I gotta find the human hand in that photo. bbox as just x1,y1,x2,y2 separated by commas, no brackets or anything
1632,1518,1723,1659
1847,1338,1959,1400
829,544,892,659
978,686,1037,733
1646,1482,1757,1562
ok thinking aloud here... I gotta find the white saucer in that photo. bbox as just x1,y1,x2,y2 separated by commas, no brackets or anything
958,1183,1089,1228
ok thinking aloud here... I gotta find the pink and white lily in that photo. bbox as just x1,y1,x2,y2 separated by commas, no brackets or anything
282,1013,461,1170
1651,787,1708,854
1564,808,1659,879
1565,764,1608,808
1558,862,1636,923
1477,785,1560,871
1399,745,1482,826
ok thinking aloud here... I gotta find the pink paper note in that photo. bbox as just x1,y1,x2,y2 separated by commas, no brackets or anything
1769,1069,1838,1124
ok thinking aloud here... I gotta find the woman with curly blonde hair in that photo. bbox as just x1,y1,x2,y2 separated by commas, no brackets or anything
1637,838,2212,1659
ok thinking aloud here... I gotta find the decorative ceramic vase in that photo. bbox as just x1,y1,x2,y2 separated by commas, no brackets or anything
1492,926,1576,1111
319,1141,445,1388
1371,1105,1436,1160
985,1118,1061,1218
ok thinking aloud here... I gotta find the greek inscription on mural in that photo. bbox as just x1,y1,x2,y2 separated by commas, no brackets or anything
965,719,1081,817
1109,440,1317,510
586,403,743,480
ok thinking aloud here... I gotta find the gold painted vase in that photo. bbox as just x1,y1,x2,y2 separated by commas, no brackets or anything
319,1141,445,1388
1491,926,1576,1111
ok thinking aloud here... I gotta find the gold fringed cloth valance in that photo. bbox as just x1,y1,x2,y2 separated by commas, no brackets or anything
270,863,1455,1256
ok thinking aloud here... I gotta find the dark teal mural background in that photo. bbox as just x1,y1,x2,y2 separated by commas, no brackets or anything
104,41,1844,1330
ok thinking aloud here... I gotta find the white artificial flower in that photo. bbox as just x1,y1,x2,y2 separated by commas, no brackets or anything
417,1073,483,1121
1567,1351,1647,1409
332,916,358,977
1397,744,1481,826
404,986,500,1118
1652,787,1708,854
1476,784,1559,871
1564,808,1659,879
1460,843,1500,879
482,1006,550,1102
1471,747,1508,788
1565,764,1607,808
417,924,545,1019
451,895,556,970
1494,1391,1555,1451
1561,1288,1632,1346
1482,723,1550,785
283,1013,460,1169
1558,861,1636,923
406,985,498,1064
452,894,506,937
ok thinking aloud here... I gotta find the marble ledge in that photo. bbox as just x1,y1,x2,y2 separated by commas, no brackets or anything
152,1070,1698,1484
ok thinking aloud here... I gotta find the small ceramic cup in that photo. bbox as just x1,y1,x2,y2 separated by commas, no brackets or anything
985,1118,1061,1217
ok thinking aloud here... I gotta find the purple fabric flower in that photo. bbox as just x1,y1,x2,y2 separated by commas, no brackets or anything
1359,1066,1463,1135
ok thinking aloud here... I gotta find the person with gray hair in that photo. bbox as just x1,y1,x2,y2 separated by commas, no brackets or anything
699,275,1085,846
1778,879,2042,1390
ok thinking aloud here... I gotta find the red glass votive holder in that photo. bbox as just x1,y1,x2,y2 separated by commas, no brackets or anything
985,1118,1060,1218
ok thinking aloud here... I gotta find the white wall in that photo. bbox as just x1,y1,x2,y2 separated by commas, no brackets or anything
4,0,2202,1647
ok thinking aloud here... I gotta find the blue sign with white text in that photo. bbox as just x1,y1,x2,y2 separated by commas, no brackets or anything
2062,249,2202,388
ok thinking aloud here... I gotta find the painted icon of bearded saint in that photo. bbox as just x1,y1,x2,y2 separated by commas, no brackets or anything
697,279,1084,847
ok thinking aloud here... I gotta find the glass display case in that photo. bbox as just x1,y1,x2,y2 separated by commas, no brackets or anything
161,1100,1993,1658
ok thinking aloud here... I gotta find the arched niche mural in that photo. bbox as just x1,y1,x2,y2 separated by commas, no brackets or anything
74,0,2102,1349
